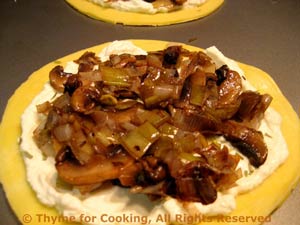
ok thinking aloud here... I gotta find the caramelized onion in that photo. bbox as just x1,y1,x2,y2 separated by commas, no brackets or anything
53,124,73,142
172,108,219,132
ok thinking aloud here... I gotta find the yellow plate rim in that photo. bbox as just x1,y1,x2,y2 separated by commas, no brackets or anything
65,0,224,26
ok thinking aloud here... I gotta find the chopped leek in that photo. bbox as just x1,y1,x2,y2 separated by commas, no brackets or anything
152,136,174,158
179,152,202,162
144,85,181,107
175,132,196,153
190,86,206,106
158,123,178,137
136,109,170,127
100,67,130,87
94,131,111,147
190,71,206,106
94,127,118,147
121,122,160,159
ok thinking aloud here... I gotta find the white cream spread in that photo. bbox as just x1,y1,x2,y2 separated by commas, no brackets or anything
89,0,206,14
20,41,288,225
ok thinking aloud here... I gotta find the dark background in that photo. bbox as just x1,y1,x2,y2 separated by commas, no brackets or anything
0,0,299,224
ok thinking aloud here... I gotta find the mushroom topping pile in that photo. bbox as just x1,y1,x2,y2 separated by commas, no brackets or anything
34,46,272,205
143,0,188,11
100,0,193,12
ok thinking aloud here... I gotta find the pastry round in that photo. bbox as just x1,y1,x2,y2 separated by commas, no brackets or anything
0,40,299,225
65,0,224,26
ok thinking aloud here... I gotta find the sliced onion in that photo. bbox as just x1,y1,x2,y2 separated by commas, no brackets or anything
53,124,73,142
147,54,162,68
172,108,219,132
36,101,51,114
90,111,108,125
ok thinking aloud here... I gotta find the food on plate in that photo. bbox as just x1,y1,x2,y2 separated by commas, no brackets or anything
0,40,299,225
87,0,207,14
34,43,273,204
65,0,224,26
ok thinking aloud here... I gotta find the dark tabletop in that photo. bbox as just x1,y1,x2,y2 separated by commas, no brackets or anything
0,0,299,224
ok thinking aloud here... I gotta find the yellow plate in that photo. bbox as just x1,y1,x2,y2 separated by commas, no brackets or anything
0,40,299,225
65,0,224,26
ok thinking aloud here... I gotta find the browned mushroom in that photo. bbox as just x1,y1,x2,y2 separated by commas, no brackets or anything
49,66,72,92
219,120,268,167
70,86,100,113
56,157,121,185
